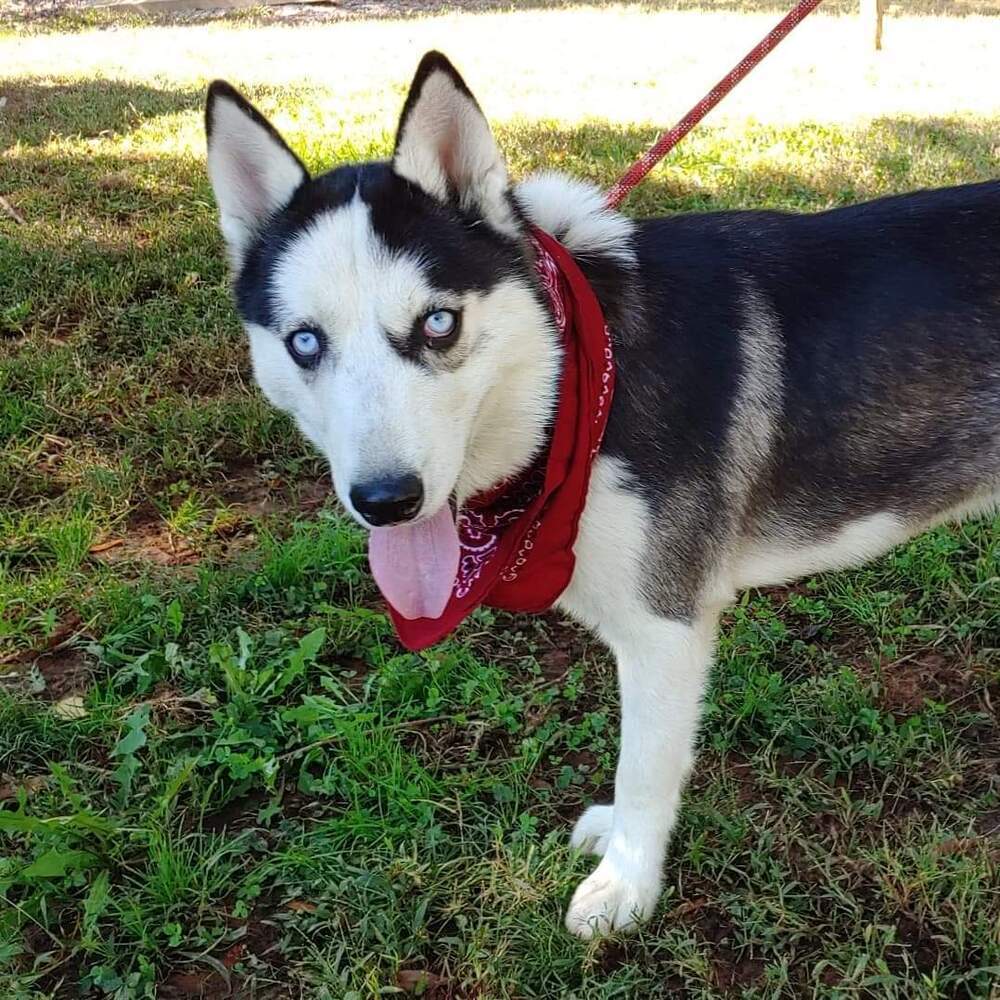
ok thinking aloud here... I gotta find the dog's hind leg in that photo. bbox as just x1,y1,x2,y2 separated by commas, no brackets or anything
564,606,719,938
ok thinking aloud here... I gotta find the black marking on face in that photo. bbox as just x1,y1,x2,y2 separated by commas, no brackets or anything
384,307,465,370
234,161,532,368
235,165,362,330
363,165,524,290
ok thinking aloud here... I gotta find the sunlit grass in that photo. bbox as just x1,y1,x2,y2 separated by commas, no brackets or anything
4,5,1000,140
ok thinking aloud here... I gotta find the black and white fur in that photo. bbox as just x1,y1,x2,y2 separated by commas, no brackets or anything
205,53,1000,938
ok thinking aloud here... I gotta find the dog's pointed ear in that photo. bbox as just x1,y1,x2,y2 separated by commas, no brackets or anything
205,81,308,265
393,52,517,236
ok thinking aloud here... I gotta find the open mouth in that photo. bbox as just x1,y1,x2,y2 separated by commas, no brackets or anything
367,497,461,621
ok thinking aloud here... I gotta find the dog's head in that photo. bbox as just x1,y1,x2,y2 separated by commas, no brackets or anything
205,53,560,539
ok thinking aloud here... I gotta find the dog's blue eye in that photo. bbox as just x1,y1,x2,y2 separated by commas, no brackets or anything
287,328,322,365
423,310,457,341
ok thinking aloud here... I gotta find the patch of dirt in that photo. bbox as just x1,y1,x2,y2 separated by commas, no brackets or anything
139,683,217,727
161,908,284,997
560,748,599,773
772,756,814,779
160,969,230,999
32,647,92,700
234,916,283,964
402,717,515,773
391,966,488,1000
333,654,376,691
874,651,989,714
535,643,572,682
87,469,332,572
818,966,844,988
892,914,943,975
216,465,331,518
19,918,89,998
200,790,270,834
716,756,764,807
675,898,733,944
757,582,814,603
593,938,638,974
20,924,52,957
814,808,851,841
664,897,766,993
0,774,49,800
543,748,613,826
395,970,448,994
90,516,200,568
33,432,72,477
464,610,601,686
533,614,595,679
782,839,824,886
32,958,88,999
0,613,83,668
932,836,1000,860
711,951,766,993
690,751,786,817
200,787,321,835
975,808,1000,837
590,938,688,992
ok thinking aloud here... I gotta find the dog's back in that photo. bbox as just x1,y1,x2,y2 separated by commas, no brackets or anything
559,180,1000,603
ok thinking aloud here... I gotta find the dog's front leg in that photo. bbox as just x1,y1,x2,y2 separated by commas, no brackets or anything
564,609,717,938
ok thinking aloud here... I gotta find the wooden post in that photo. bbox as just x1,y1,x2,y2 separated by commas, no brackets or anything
862,0,886,51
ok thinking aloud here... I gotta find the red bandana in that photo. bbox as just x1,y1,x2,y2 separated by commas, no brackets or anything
378,227,614,651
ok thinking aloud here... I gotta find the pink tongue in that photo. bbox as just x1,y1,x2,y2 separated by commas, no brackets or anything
368,504,460,620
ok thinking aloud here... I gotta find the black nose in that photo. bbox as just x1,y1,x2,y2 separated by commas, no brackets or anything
349,474,424,527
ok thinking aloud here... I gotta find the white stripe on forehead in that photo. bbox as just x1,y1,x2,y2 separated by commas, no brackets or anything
270,194,441,340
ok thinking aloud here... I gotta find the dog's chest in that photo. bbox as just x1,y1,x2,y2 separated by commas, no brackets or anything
556,456,652,635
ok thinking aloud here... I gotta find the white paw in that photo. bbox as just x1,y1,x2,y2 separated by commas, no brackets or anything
570,804,614,856
564,856,661,939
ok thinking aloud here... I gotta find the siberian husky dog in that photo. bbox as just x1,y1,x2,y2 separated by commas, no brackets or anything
205,52,1000,937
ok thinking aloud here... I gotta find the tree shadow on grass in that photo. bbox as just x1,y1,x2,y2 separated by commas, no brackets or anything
1,79,206,148
4,106,999,344
499,114,1000,216
2,107,997,505
3,72,997,194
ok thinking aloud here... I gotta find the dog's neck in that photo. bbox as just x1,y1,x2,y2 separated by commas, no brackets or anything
454,173,637,504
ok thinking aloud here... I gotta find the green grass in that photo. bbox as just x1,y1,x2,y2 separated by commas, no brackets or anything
2,9,999,999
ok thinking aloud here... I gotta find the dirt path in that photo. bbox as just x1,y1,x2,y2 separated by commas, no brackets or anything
6,0,469,26
7,0,1000,28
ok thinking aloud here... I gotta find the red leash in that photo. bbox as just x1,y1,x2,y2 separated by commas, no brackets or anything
605,0,825,209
